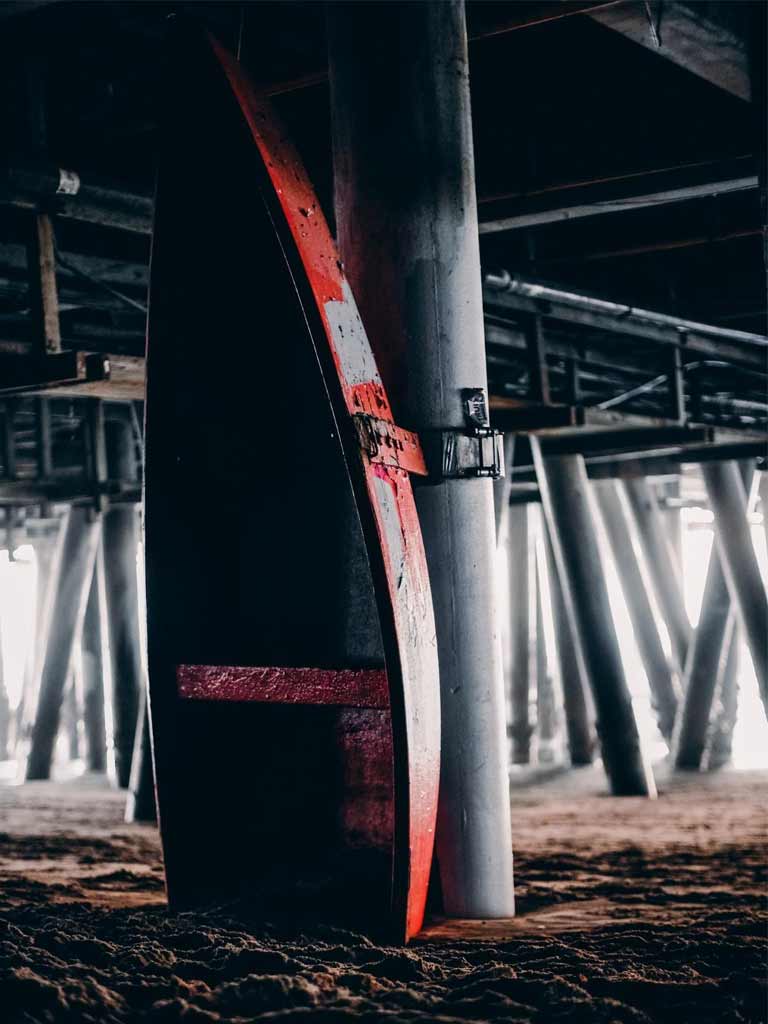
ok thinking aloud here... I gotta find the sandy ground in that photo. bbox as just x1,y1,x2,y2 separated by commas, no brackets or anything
0,766,766,1023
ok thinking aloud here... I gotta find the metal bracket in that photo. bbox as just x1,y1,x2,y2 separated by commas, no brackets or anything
437,426,504,479
422,388,505,481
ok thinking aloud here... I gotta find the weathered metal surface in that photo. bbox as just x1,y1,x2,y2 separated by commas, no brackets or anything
594,480,680,741
531,443,656,796
702,460,768,708
144,29,439,943
178,665,389,709
22,506,101,780
328,0,514,920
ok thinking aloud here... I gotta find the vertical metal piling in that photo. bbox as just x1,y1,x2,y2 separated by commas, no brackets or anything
674,463,756,768
702,460,768,709
543,527,594,765
624,478,690,672
125,691,156,824
535,549,557,763
508,505,536,765
594,480,680,742
329,0,515,916
532,443,656,796
81,549,107,773
25,507,101,780
103,411,143,788
704,622,740,770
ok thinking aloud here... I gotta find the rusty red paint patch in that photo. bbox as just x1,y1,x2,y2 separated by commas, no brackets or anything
177,664,390,708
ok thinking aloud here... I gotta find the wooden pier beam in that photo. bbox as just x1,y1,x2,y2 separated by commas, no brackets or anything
531,442,655,796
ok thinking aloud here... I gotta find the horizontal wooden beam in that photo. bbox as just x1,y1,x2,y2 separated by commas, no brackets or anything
589,1,750,101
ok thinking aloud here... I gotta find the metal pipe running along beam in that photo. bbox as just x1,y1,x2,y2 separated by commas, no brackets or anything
328,0,514,917
484,273,768,369
701,460,768,709
594,480,681,742
531,440,656,796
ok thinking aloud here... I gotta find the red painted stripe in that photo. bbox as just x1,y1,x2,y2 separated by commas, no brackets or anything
177,664,389,709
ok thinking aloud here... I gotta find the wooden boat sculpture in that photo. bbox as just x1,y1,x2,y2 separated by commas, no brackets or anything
143,26,440,942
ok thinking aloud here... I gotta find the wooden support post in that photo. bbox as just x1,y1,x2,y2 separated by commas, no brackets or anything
103,412,142,788
329,0,514,916
624,477,690,672
81,547,107,773
525,314,550,404
27,213,62,356
2,400,18,480
125,692,157,824
24,508,101,780
667,345,685,423
508,505,536,764
543,526,594,766
531,442,655,796
36,397,53,480
702,460,768,709
594,480,680,741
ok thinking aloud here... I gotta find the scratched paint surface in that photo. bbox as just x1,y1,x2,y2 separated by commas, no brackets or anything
212,37,440,941
177,665,389,709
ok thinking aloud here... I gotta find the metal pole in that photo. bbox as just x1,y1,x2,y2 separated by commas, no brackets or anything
24,507,101,780
15,525,60,757
508,505,536,764
543,526,594,765
759,472,768,552
535,550,557,764
704,622,740,771
125,691,156,824
103,412,143,788
594,480,680,741
702,460,768,708
0,617,9,762
329,0,514,917
673,554,733,769
531,443,656,796
81,548,107,773
624,478,691,672
673,463,756,768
